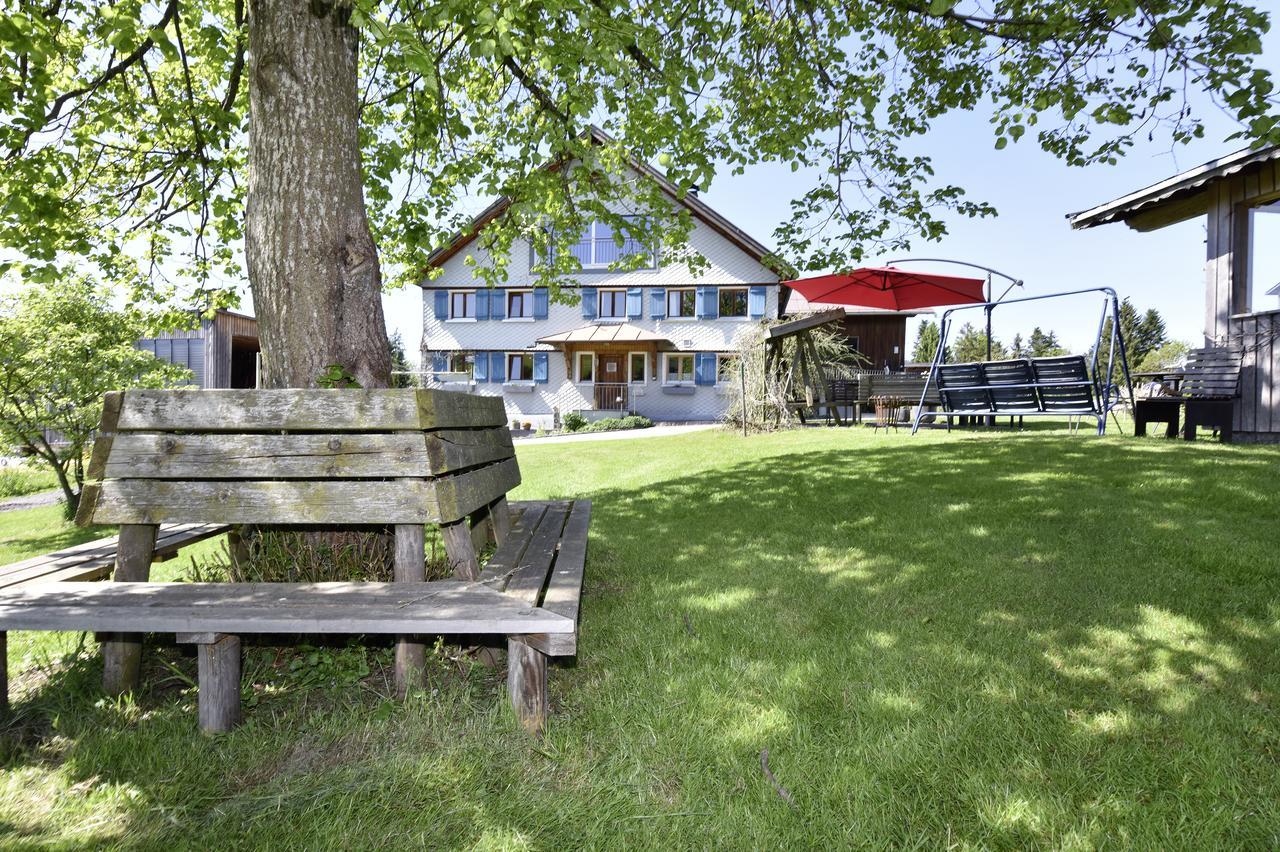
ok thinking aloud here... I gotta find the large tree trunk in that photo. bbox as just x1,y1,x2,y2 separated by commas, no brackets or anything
246,0,390,389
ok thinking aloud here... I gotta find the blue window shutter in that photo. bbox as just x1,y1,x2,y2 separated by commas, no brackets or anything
749,286,767,319
695,353,716,386
433,290,448,319
475,288,490,321
431,353,447,372
491,351,506,383
626,288,643,320
533,288,549,320
490,289,505,320
650,288,666,319
473,351,488,382
533,352,549,384
581,287,597,319
697,287,719,319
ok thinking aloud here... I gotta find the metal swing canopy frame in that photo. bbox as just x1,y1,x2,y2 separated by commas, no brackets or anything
910,287,1136,435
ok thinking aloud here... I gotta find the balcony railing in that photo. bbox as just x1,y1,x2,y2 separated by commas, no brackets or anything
592,382,630,411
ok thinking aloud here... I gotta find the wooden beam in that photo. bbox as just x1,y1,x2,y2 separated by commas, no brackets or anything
196,634,241,733
101,523,156,695
508,639,548,735
393,524,427,698
765,308,846,340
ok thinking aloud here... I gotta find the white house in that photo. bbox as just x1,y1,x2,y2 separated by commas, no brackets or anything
419,138,783,429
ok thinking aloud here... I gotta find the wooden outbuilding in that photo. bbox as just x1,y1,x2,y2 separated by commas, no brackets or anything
136,310,260,389
1070,145,1280,442
782,290,926,372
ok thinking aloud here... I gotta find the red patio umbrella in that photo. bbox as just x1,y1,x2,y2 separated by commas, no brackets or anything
784,266,986,311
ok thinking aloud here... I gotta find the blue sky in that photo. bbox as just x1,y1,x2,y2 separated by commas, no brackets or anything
383,47,1279,365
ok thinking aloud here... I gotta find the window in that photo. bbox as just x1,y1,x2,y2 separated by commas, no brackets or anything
716,354,735,384
507,353,535,382
566,217,652,267
598,289,627,319
507,289,533,319
449,290,476,319
1246,199,1280,313
666,288,696,319
665,353,695,384
576,352,595,383
447,352,474,376
629,352,647,383
846,336,861,355
719,288,748,318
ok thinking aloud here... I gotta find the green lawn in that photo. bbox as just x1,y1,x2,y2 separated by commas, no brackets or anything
1,425,1279,847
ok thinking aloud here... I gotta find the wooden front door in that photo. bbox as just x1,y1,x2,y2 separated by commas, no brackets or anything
595,354,628,410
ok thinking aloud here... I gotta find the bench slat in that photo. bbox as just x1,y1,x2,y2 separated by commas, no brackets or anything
504,503,570,605
0,581,575,635
114,389,506,432
517,500,591,657
102,429,513,480
478,503,547,587
434,457,522,524
0,523,228,589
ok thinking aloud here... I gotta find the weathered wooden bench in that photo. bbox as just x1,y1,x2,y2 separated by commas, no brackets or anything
0,523,228,591
0,389,590,734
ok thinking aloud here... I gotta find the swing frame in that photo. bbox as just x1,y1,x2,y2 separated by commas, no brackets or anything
910,286,1136,435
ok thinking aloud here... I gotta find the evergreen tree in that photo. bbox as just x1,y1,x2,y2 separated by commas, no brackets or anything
388,332,414,388
1011,333,1025,358
1027,327,1066,357
952,323,1009,363
912,320,942,364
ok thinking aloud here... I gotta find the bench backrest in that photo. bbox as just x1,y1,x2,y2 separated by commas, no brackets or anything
1029,356,1096,413
929,356,1099,415
1180,347,1243,400
76,389,518,528
864,374,942,405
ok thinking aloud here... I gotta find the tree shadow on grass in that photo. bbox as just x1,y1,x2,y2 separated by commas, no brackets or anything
0,433,1277,846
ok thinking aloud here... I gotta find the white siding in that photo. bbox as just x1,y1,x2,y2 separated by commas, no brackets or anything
421,194,779,424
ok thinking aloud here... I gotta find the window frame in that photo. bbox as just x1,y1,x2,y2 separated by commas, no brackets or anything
506,288,534,320
571,216,655,269
628,351,648,384
506,352,536,383
716,353,736,385
718,287,749,319
446,352,474,376
448,289,477,321
664,353,695,385
575,351,595,384
597,288,628,320
666,288,696,319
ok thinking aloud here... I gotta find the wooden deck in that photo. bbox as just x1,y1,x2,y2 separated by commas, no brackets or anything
0,523,228,591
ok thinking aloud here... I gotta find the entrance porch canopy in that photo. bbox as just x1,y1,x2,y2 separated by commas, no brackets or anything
536,324,675,348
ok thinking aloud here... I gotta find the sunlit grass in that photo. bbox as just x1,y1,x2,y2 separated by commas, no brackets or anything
0,423,1277,846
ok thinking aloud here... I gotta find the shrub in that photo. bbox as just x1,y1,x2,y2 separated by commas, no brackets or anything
0,463,58,498
582,415,654,433
562,411,589,432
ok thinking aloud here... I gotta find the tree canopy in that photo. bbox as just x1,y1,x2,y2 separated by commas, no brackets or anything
2,0,1277,313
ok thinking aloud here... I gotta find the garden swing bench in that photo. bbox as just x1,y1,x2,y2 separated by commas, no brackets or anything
910,287,1136,435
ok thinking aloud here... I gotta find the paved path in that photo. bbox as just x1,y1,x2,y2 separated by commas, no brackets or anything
514,423,717,445
0,488,63,513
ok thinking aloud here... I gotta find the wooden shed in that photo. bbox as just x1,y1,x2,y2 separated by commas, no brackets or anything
137,310,260,389
782,290,926,372
1070,145,1280,442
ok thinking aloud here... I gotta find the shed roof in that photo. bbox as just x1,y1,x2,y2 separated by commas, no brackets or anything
420,126,777,279
1068,144,1280,231
536,324,673,346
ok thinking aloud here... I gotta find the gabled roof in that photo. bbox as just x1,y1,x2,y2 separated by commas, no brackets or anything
420,126,776,280
1068,144,1280,231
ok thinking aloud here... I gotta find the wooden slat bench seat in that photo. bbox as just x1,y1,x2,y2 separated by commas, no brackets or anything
0,523,228,591
0,389,590,735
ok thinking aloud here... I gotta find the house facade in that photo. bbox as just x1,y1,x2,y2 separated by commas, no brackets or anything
1070,145,1280,442
420,162,782,428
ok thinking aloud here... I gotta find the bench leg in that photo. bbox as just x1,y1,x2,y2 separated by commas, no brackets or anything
490,497,513,546
507,638,547,735
393,523,426,698
196,634,241,733
441,520,480,581
103,523,157,695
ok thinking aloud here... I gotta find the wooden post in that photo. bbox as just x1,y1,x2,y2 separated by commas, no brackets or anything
102,523,157,695
393,523,426,698
196,634,241,733
441,520,480,581
507,638,547,735
489,497,512,546
227,525,251,575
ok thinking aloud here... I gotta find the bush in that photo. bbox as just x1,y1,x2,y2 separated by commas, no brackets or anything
562,411,589,432
582,415,654,433
0,463,58,498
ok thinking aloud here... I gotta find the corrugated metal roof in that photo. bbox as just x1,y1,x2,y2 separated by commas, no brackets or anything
1068,144,1280,230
